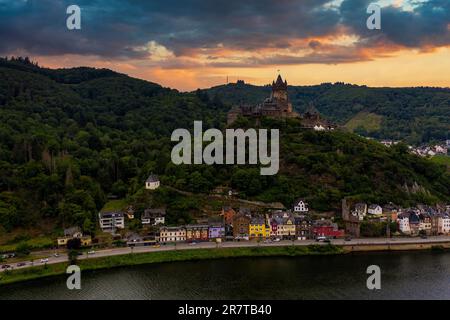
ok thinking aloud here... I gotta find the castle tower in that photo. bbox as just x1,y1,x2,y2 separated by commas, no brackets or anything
271,74,288,102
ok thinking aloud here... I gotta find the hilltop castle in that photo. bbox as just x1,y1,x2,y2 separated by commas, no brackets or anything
227,75,337,130
227,75,300,124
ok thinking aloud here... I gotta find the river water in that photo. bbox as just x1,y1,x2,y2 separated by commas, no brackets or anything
1,251,449,300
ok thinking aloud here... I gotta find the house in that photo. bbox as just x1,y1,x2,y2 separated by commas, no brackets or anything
232,213,251,239
381,203,398,221
438,214,450,235
419,213,432,235
397,213,411,234
294,215,312,240
368,204,383,215
57,227,92,247
185,225,209,242
145,174,160,190
141,208,166,226
249,217,270,239
271,214,296,239
159,226,186,243
352,203,367,220
431,214,440,236
312,220,344,239
64,226,82,238
208,225,225,241
408,212,421,235
126,233,157,247
222,206,236,225
224,224,234,240
98,211,125,232
293,199,309,214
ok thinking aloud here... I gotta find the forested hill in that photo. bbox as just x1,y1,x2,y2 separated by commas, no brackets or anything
0,58,448,235
203,81,450,144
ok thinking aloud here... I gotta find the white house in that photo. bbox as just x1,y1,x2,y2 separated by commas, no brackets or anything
397,215,410,234
438,215,450,235
141,208,166,226
368,204,383,215
159,227,186,243
145,174,160,190
99,211,125,232
293,199,309,213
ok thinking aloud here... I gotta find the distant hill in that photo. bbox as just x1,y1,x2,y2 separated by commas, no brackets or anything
203,81,450,144
0,58,448,237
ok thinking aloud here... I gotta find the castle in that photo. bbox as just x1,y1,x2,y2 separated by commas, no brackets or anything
227,75,336,130
227,75,300,124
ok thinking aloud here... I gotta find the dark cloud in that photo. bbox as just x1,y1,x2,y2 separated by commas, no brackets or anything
340,0,450,48
0,0,448,65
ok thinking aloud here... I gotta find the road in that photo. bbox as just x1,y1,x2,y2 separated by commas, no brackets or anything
2,235,450,273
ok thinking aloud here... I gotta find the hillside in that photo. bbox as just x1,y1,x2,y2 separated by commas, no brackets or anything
203,81,450,144
0,58,449,238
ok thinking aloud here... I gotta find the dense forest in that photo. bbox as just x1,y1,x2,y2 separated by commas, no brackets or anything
204,81,450,144
0,57,449,235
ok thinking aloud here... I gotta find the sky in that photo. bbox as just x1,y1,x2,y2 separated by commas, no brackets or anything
0,0,449,91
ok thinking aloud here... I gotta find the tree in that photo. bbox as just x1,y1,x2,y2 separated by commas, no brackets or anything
67,237,82,250
16,242,31,256
68,249,79,265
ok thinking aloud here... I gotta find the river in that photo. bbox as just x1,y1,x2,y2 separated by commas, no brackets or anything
1,251,449,299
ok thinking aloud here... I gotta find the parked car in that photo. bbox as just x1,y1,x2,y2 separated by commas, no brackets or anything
1,264,11,269
316,236,328,242
87,250,96,255
40,258,49,263
345,236,352,241
272,238,281,242
16,262,26,267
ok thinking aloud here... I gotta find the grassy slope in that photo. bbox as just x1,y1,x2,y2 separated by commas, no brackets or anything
430,155,450,172
345,111,383,132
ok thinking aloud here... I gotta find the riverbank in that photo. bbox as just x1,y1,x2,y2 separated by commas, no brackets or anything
0,245,342,285
2,238,450,286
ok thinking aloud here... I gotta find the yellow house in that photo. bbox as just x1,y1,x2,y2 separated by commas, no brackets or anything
57,234,92,247
249,217,270,239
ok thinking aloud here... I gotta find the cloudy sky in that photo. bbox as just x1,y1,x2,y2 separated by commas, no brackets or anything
1,0,449,90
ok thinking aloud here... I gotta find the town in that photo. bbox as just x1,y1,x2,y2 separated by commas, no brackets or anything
48,174,449,251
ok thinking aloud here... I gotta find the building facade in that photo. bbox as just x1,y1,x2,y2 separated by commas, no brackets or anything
98,211,125,232
159,227,186,243
232,214,251,238
249,217,270,239
185,225,209,242
145,174,160,190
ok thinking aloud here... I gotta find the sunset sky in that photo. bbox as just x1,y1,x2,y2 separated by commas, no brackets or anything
1,0,449,91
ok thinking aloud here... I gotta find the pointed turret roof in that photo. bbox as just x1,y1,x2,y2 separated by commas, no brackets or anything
272,74,287,90
276,74,284,85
